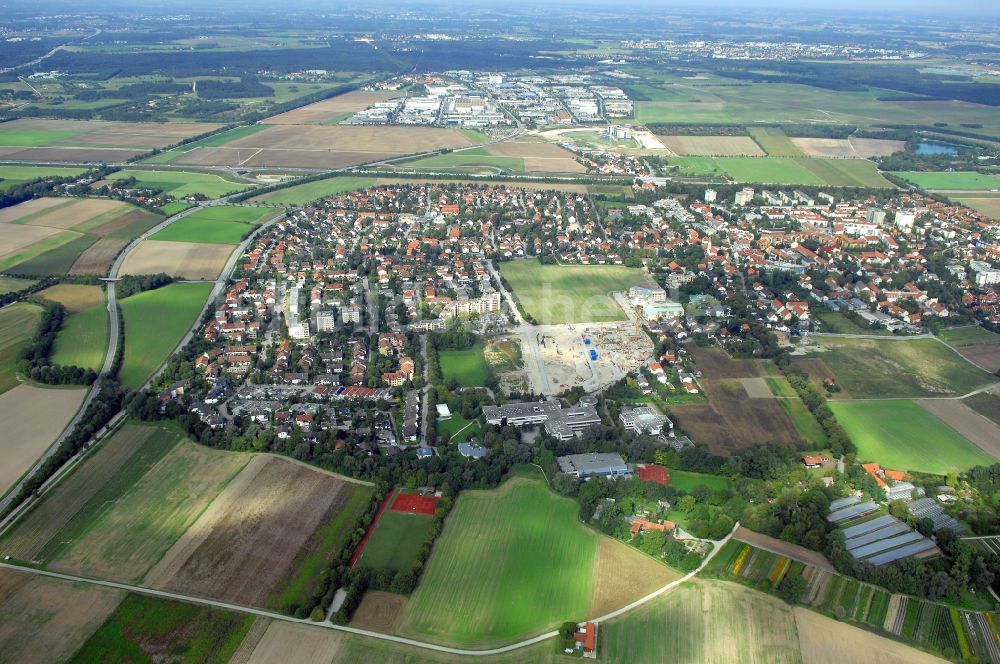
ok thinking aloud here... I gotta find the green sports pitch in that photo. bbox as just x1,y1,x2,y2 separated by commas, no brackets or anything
500,258,654,324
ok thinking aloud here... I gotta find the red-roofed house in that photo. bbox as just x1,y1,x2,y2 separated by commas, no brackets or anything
572,622,598,658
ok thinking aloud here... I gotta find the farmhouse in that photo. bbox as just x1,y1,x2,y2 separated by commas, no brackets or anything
572,622,598,659
557,452,632,479
801,454,828,468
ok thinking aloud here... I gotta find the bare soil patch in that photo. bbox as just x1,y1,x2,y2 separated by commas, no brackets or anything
144,455,358,607
916,399,1000,461
90,208,153,236
266,91,398,124
69,237,128,275
794,607,946,664
740,377,775,399
0,567,124,664
0,384,86,496
791,138,858,158
690,346,764,379
658,135,765,156
120,239,233,280
350,591,409,633
0,197,67,224
589,536,680,617
36,283,104,312
0,147,146,162
735,526,835,571
849,137,906,158
22,198,126,231
486,141,587,172
956,344,1000,373
671,379,800,454
173,146,398,169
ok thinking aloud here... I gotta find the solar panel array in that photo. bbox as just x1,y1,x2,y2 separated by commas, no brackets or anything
827,501,878,523
865,539,939,566
908,497,965,535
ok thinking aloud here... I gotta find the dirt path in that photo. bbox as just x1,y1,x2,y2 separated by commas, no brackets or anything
734,527,835,572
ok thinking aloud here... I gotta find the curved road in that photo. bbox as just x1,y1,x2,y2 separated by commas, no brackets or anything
0,524,736,656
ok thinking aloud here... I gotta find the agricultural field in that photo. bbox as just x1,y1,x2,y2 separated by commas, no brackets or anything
439,342,489,387
266,90,399,125
589,535,681,617
0,384,87,497
0,301,43,394
0,275,36,295
482,141,586,173
748,127,804,157
807,337,995,398
149,205,271,244
68,238,129,276
393,141,584,175
36,283,104,312
120,240,234,281
250,176,376,206
168,124,476,169
142,125,271,164
499,258,654,324
355,507,436,573
144,455,373,610
790,137,904,159
51,302,108,370
106,168,254,198
775,395,828,447
657,135,765,156
814,310,893,336
0,118,221,162
938,326,1000,373
916,399,1000,462
829,400,995,474
667,155,893,187
0,165,87,191
599,579,801,663
67,593,255,664
794,607,948,664
964,391,1000,427
119,282,213,388
954,195,1000,220
0,567,125,664
399,471,599,646
897,171,1000,190
237,621,346,664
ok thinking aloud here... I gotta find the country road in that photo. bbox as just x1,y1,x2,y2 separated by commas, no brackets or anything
0,524,737,656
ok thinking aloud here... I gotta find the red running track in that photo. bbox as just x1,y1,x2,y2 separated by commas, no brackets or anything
348,487,395,567
391,492,440,515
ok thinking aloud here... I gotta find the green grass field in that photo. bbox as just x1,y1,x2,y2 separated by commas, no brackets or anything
0,127,82,146
251,176,376,206
0,276,36,295
748,127,803,157
119,283,212,388
667,155,892,187
107,169,253,198
830,400,994,474
814,310,893,336
438,414,479,444
0,165,87,191
599,579,801,663
52,302,108,370
150,206,269,244
897,171,1000,191
439,342,489,387
665,469,731,492
777,396,828,446
500,258,653,324
391,150,526,175
938,326,1000,347
401,471,597,646
67,593,255,664
0,302,43,394
812,337,995,398
357,507,436,572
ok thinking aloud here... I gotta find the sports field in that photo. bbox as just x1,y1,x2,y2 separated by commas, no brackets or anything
119,282,212,388
107,168,253,198
897,171,1000,190
67,593,255,664
400,471,598,646
150,206,270,244
500,258,653,324
829,399,994,474
356,508,436,572
439,342,489,387
251,176,376,206
809,337,995,398
665,469,731,492
0,301,43,394
599,579,801,663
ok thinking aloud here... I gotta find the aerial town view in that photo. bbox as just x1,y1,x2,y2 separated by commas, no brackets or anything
1,0,999,662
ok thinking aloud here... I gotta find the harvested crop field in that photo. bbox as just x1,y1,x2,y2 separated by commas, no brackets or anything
599,579,801,663
242,622,344,664
671,379,801,454
0,224,66,263
266,91,398,124
0,384,86,497
36,283,104,312
590,536,680,617
18,199,127,232
51,436,250,584
349,592,409,633
916,399,1000,461
172,125,475,169
0,567,124,664
0,196,66,223
69,237,128,275
120,239,234,280
0,301,43,394
690,346,763,379
658,135,765,156
483,141,586,172
790,138,904,159
849,138,907,158
954,344,1000,373
144,455,370,608
794,607,946,664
